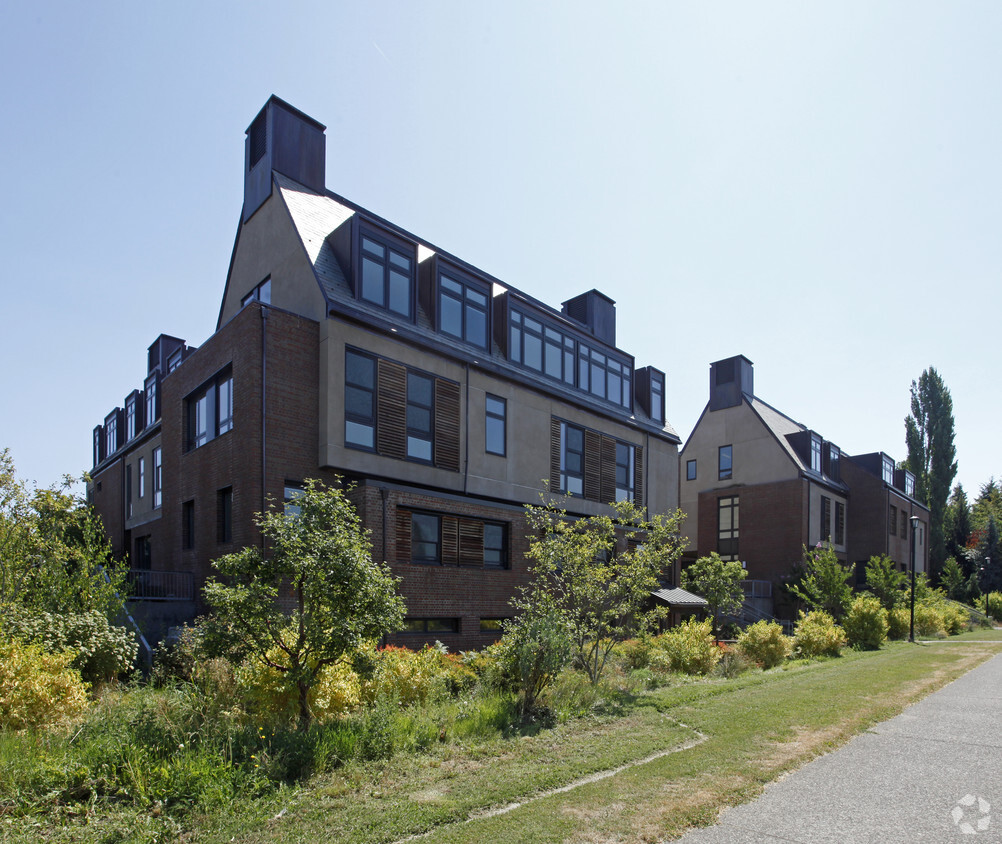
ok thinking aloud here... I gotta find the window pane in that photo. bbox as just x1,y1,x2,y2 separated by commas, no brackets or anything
346,351,374,387
412,513,439,543
427,619,456,633
486,416,504,454
345,421,374,448
441,275,462,295
408,373,433,406
466,288,487,307
566,426,583,452
407,437,432,461
545,341,562,378
486,395,505,416
407,406,431,432
345,386,373,417
361,257,384,305
389,249,410,270
440,294,462,337
388,270,410,316
524,334,542,370
509,325,521,362
465,304,487,347
259,278,271,304
590,363,605,396
362,237,385,257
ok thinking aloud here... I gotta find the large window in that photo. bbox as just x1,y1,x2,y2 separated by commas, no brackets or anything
439,272,488,348
105,414,118,458
552,418,643,504
359,232,413,318
509,308,631,409
400,510,509,569
718,496,739,560
719,445,733,480
186,369,233,451
152,447,162,509
485,394,506,456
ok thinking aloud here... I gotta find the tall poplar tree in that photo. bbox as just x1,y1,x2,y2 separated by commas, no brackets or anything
905,367,957,575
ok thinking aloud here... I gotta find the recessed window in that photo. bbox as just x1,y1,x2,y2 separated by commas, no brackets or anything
889,505,897,536
615,442,636,503
344,350,376,450
821,495,831,541
718,496,739,560
650,371,665,424
359,232,413,318
411,513,441,564
144,373,159,426
186,369,233,451
182,500,194,550
284,483,304,518
138,456,145,500
167,349,184,373
480,618,507,632
686,459,697,481
406,372,434,462
133,535,152,570
217,487,233,543
401,618,458,634
439,272,488,349
719,445,733,481
152,447,162,509
126,464,133,519
485,394,506,456
882,457,895,485
835,501,845,545
811,436,822,473
560,422,585,496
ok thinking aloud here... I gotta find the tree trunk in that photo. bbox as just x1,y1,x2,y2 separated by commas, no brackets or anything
298,681,312,729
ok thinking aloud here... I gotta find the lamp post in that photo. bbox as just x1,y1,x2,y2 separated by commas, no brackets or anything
986,557,991,619
909,516,919,643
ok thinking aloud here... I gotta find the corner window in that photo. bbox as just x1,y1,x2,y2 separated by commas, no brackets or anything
186,369,233,451
241,277,271,307
686,459,697,481
718,445,733,481
718,496,739,560
359,231,413,318
152,447,162,509
485,394,506,456
439,272,488,349
344,350,376,450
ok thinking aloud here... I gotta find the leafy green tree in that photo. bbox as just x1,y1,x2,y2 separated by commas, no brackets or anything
520,499,685,685
944,485,972,569
203,479,405,728
0,449,125,618
940,557,968,603
680,552,745,639
788,544,855,620
905,367,958,574
863,554,907,610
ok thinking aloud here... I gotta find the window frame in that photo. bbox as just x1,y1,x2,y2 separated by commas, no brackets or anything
357,227,415,320
138,456,145,500
485,394,507,456
241,276,272,308
686,459,697,481
406,371,434,463
344,349,377,451
437,265,490,350
718,445,733,481
559,421,585,497
185,368,234,452
821,495,831,541
152,447,162,509
810,435,823,473
717,495,739,561
835,500,846,545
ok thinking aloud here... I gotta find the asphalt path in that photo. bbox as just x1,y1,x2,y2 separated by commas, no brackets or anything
674,649,1002,843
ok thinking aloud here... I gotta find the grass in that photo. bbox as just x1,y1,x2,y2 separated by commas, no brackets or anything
4,634,1000,843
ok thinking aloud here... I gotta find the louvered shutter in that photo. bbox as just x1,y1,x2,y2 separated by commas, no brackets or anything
442,516,459,565
459,518,485,566
600,436,617,504
395,509,412,563
634,445,644,505
434,379,461,471
584,430,602,501
550,417,562,492
377,360,407,459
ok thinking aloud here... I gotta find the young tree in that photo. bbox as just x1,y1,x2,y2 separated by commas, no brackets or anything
905,367,958,574
520,499,685,685
940,557,968,603
788,544,855,620
680,552,745,639
203,479,405,728
862,554,907,610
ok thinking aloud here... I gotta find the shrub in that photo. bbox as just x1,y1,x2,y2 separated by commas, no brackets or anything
237,649,361,723
359,643,476,707
940,602,971,636
487,610,573,714
987,592,1002,623
843,595,888,650
793,610,846,658
713,644,752,678
4,609,137,683
0,637,90,730
886,607,910,640
914,604,946,638
652,618,721,675
736,620,791,669
618,637,654,670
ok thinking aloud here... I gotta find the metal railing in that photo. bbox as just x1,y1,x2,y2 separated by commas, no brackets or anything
126,569,195,601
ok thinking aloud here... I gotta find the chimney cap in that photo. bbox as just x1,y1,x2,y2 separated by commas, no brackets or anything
246,95,326,136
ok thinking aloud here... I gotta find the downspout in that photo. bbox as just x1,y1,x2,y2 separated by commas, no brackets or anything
261,306,268,550
380,486,389,563
463,362,470,496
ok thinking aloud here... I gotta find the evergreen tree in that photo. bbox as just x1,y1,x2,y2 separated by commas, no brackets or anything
977,514,1002,595
905,368,958,575
944,484,972,569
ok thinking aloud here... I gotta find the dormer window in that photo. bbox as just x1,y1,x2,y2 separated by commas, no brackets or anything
810,435,822,473
438,270,488,349
882,456,895,485
359,230,413,319
650,371,664,424
905,472,916,497
829,445,841,482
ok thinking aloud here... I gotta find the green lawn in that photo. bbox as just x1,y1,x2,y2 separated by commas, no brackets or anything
7,637,1000,844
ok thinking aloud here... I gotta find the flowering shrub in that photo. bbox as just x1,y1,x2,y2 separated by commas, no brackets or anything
793,610,846,658
0,637,90,730
736,620,791,668
843,595,888,650
651,618,721,675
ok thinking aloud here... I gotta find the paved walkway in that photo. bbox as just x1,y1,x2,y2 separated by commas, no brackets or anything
675,651,1002,843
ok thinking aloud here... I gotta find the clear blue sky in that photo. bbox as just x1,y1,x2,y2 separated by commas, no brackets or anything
1,2,999,500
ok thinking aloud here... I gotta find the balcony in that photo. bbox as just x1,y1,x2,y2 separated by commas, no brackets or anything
127,569,195,602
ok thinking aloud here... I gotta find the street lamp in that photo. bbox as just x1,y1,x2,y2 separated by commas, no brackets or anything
909,516,920,643
986,557,991,619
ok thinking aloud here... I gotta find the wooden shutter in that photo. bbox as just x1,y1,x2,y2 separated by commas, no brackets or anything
459,518,484,566
550,417,562,492
634,445,644,505
377,359,406,459
584,430,602,501
600,436,617,504
395,509,412,563
442,516,459,565
434,379,461,472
